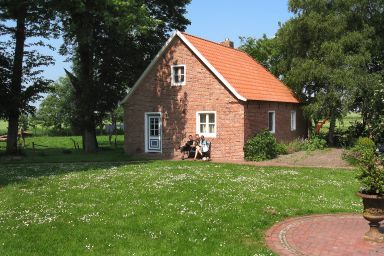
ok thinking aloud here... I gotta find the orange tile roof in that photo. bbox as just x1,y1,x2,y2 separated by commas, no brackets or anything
182,33,299,103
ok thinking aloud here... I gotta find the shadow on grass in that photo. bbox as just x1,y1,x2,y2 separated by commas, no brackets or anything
0,146,155,163
0,145,162,187
0,156,156,188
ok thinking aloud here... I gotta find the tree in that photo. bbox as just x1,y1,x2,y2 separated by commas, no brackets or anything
240,1,384,144
0,41,13,120
275,0,375,145
348,0,384,142
57,0,191,152
35,76,75,131
239,35,280,76
0,0,57,153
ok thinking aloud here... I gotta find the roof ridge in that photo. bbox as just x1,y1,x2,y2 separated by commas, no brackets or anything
181,32,248,54
182,32,284,78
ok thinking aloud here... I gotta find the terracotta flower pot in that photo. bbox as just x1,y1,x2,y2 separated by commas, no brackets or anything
357,192,384,242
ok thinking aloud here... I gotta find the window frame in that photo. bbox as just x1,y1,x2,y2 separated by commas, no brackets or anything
268,111,276,134
171,64,186,86
196,111,217,138
291,110,297,131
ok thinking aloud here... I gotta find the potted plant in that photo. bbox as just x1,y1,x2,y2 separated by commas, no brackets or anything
354,138,384,242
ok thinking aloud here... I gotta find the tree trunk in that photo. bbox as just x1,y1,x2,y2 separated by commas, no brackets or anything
6,5,26,154
328,113,336,146
83,126,98,153
6,114,19,154
76,6,98,153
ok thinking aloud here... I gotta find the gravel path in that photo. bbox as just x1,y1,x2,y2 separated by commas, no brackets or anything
216,148,352,169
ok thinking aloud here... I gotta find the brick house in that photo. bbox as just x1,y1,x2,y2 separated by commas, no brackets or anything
121,31,307,160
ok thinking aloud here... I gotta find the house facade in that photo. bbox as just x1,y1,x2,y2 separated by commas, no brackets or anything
121,31,307,160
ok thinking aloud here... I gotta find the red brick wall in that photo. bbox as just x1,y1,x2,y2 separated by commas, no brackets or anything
123,38,245,160
244,101,308,143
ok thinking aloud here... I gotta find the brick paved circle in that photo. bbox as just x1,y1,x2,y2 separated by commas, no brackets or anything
265,214,384,256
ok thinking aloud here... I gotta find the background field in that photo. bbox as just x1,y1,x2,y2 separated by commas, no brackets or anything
0,120,6,135
0,135,127,163
320,112,362,132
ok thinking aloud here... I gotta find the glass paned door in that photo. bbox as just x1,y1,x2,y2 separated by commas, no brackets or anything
146,113,161,152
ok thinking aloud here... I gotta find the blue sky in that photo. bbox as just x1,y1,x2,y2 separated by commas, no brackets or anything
41,0,292,82
185,0,292,47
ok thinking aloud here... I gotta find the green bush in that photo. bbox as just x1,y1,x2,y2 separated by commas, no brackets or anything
286,136,327,153
276,143,288,155
244,131,279,161
349,137,384,195
286,139,306,153
343,137,376,166
302,136,327,151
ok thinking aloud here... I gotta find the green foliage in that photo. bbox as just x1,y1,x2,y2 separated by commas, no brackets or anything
302,136,327,151
282,1,376,144
343,137,376,165
244,131,279,161
276,143,289,155
347,137,384,195
0,0,58,153
340,121,369,147
239,35,280,76
285,136,327,153
241,0,384,146
35,77,75,131
18,114,29,131
286,139,306,153
362,83,384,143
57,0,191,152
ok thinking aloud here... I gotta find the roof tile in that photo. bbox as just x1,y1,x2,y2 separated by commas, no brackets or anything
182,33,299,103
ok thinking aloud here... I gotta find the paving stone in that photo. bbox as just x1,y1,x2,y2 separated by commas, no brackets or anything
265,214,384,256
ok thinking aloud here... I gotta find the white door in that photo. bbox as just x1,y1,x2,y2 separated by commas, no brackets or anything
145,113,162,152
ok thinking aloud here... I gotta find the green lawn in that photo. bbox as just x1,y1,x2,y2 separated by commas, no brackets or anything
0,161,360,255
0,135,129,163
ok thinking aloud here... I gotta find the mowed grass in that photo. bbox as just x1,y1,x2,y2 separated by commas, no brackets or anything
0,161,361,255
0,135,129,163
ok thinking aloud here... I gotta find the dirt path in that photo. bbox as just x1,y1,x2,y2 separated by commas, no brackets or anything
216,148,352,169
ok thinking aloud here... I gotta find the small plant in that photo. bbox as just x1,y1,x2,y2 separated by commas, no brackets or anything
302,136,327,151
244,130,279,161
352,137,384,195
276,143,288,155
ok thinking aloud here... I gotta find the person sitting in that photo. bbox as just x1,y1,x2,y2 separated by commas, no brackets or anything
194,135,209,160
180,135,195,160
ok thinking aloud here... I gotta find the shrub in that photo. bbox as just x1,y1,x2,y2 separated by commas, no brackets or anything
302,136,327,151
244,131,279,161
276,143,288,155
350,137,384,195
343,137,376,166
286,139,306,153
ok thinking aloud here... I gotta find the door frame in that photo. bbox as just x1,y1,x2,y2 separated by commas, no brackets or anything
144,112,162,153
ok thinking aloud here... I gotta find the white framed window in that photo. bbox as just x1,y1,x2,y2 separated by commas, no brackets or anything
196,111,216,137
171,65,186,86
268,111,275,134
291,110,297,131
